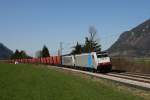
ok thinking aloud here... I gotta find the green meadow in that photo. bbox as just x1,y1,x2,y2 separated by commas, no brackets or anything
0,63,146,100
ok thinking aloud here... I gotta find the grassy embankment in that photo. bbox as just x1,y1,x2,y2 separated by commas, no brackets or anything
0,63,149,100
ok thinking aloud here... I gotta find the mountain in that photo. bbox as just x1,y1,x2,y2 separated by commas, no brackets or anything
108,19,150,57
0,43,13,59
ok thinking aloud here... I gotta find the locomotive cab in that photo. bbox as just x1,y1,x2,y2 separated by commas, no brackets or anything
96,53,112,72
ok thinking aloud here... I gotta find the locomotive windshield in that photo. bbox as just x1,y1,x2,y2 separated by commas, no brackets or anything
97,54,108,58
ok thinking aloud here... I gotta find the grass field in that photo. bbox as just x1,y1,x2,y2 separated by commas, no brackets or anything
111,57,150,73
135,58,150,65
0,63,147,100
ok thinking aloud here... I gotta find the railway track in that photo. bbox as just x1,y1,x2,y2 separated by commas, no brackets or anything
109,72,150,80
49,65,150,90
126,72,150,75
107,73,150,84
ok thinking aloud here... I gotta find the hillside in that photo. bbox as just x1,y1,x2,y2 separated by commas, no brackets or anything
108,19,150,57
0,43,13,59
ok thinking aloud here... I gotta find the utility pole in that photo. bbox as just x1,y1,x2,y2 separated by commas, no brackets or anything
59,42,63,65
60,42,63,56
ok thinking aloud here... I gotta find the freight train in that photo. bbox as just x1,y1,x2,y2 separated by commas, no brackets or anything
11,52,112,72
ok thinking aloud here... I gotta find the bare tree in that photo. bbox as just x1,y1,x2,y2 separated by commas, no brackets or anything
70,26,101,54
87,26,101,52
35,50,42,58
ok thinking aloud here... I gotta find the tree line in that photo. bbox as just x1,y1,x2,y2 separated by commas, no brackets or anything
11,45,50,59
11,26,101,59
11,50,32,59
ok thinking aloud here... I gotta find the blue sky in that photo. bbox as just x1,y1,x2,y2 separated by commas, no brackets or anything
0,0,150,56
